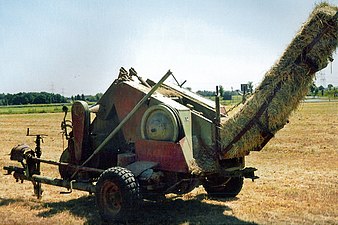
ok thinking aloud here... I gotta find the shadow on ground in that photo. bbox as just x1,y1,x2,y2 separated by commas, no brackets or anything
0,197,24,206
46,194,256,225
1,195,257,225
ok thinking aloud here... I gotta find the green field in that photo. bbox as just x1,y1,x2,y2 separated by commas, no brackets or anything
0,95,244,115
0,95,334,115
0,104,71,114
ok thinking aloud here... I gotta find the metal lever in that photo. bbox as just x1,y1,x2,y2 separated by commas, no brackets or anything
60,180,74,194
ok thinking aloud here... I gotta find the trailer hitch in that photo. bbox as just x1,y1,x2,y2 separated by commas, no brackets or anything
221,167,259,181
241,167,259,181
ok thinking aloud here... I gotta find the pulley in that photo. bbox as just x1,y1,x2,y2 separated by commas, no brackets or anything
141,104,181,142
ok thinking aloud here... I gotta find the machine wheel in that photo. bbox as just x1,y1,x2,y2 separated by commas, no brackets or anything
203,176,243,198
95,167,140,222
59,148,72,179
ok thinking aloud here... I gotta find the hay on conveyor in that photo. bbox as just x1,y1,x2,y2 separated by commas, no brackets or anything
220,3,338,159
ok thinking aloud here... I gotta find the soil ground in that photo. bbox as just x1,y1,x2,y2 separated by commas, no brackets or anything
0,101,337,224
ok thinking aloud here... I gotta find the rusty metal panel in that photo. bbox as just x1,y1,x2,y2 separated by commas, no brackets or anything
71,101,90,164
117,153,136,167
135,140,188,173
112,82,149,142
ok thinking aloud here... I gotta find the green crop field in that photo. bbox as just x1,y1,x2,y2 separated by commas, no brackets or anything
0,104,71,114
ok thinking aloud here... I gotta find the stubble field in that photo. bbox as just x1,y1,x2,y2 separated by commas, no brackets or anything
0,101,337,224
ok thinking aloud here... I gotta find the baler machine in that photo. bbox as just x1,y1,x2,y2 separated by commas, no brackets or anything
4,68,257,221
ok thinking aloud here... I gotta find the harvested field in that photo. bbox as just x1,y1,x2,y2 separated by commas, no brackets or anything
0,101,337,224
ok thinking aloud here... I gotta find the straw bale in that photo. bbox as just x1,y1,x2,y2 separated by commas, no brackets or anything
220,3,338,159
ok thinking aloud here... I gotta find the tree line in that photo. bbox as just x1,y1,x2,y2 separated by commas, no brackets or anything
70,93,103,103
0,92,104,106
196,82,337,100
197,82,254,100
1,82,335,106
309,83,337,97
0,92,68,106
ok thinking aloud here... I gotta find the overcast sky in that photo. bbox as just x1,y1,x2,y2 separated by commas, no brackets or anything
1,0,337,96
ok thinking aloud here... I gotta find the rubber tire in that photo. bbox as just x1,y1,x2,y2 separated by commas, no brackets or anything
95,167,140,222
203,176,243,198
59,148,72,179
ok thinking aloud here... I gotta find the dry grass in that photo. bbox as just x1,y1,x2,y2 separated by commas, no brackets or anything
0,101,337,224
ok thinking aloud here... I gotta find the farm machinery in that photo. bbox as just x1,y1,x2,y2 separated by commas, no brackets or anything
4,68,257,221
3,3,337,222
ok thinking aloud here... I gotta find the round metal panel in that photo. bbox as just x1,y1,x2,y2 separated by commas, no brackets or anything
141,104,179,142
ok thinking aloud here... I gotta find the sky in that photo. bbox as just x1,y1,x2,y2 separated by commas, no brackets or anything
1,0,337,96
